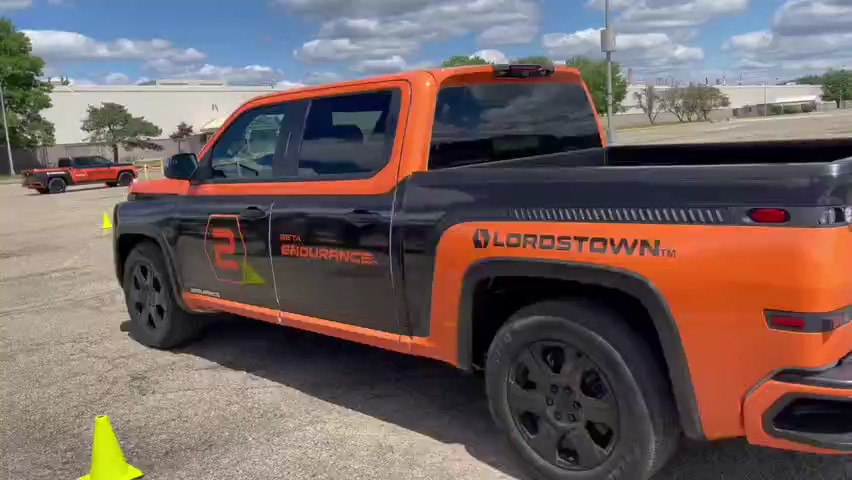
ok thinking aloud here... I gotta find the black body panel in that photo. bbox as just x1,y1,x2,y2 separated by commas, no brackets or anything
173,196,278,310
269,193,402,334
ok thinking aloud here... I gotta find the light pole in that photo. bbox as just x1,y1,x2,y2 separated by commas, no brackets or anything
0,81,13,176
600,0,617,144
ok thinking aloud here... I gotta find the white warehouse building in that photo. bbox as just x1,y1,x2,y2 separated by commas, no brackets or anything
39,79,826,162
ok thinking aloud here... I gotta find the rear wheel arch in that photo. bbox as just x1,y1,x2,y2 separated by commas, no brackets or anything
457,258,705,441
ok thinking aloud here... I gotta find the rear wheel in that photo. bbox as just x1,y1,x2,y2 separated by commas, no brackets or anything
118,171,134,186
123,241,203,349
485,300,680,480
47,177,66,194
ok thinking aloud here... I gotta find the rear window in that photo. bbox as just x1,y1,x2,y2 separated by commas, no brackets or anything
428,83,602,170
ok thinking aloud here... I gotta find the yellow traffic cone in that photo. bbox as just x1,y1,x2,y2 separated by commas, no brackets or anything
102,212,113,231
79,416,144,480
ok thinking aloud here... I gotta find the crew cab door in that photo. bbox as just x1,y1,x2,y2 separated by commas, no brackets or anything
269,85,407,334
172,101,299,310
87,155,116,181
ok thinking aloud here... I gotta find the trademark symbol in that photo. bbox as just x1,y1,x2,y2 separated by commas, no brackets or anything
661,248,677,258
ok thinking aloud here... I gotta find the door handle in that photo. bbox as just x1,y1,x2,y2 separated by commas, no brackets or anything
345,209,379,221
239,206,268,221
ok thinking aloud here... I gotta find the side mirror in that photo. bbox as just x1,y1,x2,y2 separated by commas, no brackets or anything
164,153,198,180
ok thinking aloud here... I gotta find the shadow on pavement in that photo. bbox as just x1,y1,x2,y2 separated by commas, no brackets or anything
170,318,846,480
25,185,116,196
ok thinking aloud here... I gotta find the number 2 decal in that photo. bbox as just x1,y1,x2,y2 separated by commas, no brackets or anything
203,214,247,284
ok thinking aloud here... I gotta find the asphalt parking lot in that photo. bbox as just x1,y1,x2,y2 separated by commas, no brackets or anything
2,120,850,480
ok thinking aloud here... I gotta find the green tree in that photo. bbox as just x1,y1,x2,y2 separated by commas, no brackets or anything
565,56,628,115
0,18,56,148
169,121,194,152
821,69,852,108
81,102,163,162
440,55,489,67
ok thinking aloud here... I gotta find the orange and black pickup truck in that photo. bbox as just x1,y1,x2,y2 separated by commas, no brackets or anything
112,63,852,480
21,155,137,194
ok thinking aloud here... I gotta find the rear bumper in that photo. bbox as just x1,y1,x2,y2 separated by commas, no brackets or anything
744,356,852,454
21,176,43,188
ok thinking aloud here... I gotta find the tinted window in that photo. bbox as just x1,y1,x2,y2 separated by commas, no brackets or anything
209,105,287,179
57,158,72,167
297,89,398,177
86,156,112,166
429,83,602,170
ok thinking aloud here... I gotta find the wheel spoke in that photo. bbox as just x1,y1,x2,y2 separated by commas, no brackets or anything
518,347,555,384
507,380,546,415
581,393,618,428
567,428,607,468
557,355,592,391
526,420,563,465
129,286,144,305
133,268,146,289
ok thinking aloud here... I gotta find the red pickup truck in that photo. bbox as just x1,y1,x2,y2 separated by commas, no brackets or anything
113,63,851,480
21,155,137,194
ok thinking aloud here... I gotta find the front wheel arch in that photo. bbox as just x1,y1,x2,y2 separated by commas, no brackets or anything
458,258,705,441
115,231,190,313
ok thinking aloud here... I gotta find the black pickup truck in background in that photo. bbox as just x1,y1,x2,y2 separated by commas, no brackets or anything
21,155,137,194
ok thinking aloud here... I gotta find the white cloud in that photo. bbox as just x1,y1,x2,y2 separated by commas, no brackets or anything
726,0,852,76
473,49,509,64
22,30,206,71
303,71,341,84
352,55,409,74
616,0,749,32
0,0,31,10
772,0,852,36
104,72,130,84
292,0,540,65
171,64,293,85
543,28,703,71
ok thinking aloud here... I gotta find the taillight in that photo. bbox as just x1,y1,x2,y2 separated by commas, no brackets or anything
748,208,789,224
766,308,852,333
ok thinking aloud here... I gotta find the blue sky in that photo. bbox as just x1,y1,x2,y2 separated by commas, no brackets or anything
4,0,851,86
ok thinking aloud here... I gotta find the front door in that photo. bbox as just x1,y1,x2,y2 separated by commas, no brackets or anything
174,100,298,309
269,88,402,334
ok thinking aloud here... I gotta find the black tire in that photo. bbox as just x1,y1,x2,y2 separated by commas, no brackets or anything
35,188,49,194
47,177,66,194
118,171,134,186
106,182,118,187
485,300,680,480
123,241,203,349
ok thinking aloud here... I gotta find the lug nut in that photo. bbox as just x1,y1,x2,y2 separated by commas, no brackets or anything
550,385,558,394
546,397,554,406
555,412,562,420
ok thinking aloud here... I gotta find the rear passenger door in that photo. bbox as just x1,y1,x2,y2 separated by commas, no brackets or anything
87,156,116,181
269,87,404,334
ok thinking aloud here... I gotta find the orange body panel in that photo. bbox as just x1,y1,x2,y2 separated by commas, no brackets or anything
743,380,851,455
427,221,852,440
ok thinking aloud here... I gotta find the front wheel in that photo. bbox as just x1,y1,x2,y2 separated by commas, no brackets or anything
123,241,203,349
485,300,680,480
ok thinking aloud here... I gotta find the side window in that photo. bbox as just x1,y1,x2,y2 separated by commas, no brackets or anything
208,104,288,180
89,156,112,166
297,89,398,178
73,157,92,167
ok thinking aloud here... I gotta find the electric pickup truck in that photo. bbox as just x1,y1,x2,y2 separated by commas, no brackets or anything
21,155,137,194
112,63,852,480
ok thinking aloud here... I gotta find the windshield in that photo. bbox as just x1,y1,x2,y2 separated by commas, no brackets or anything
429,82,602,170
